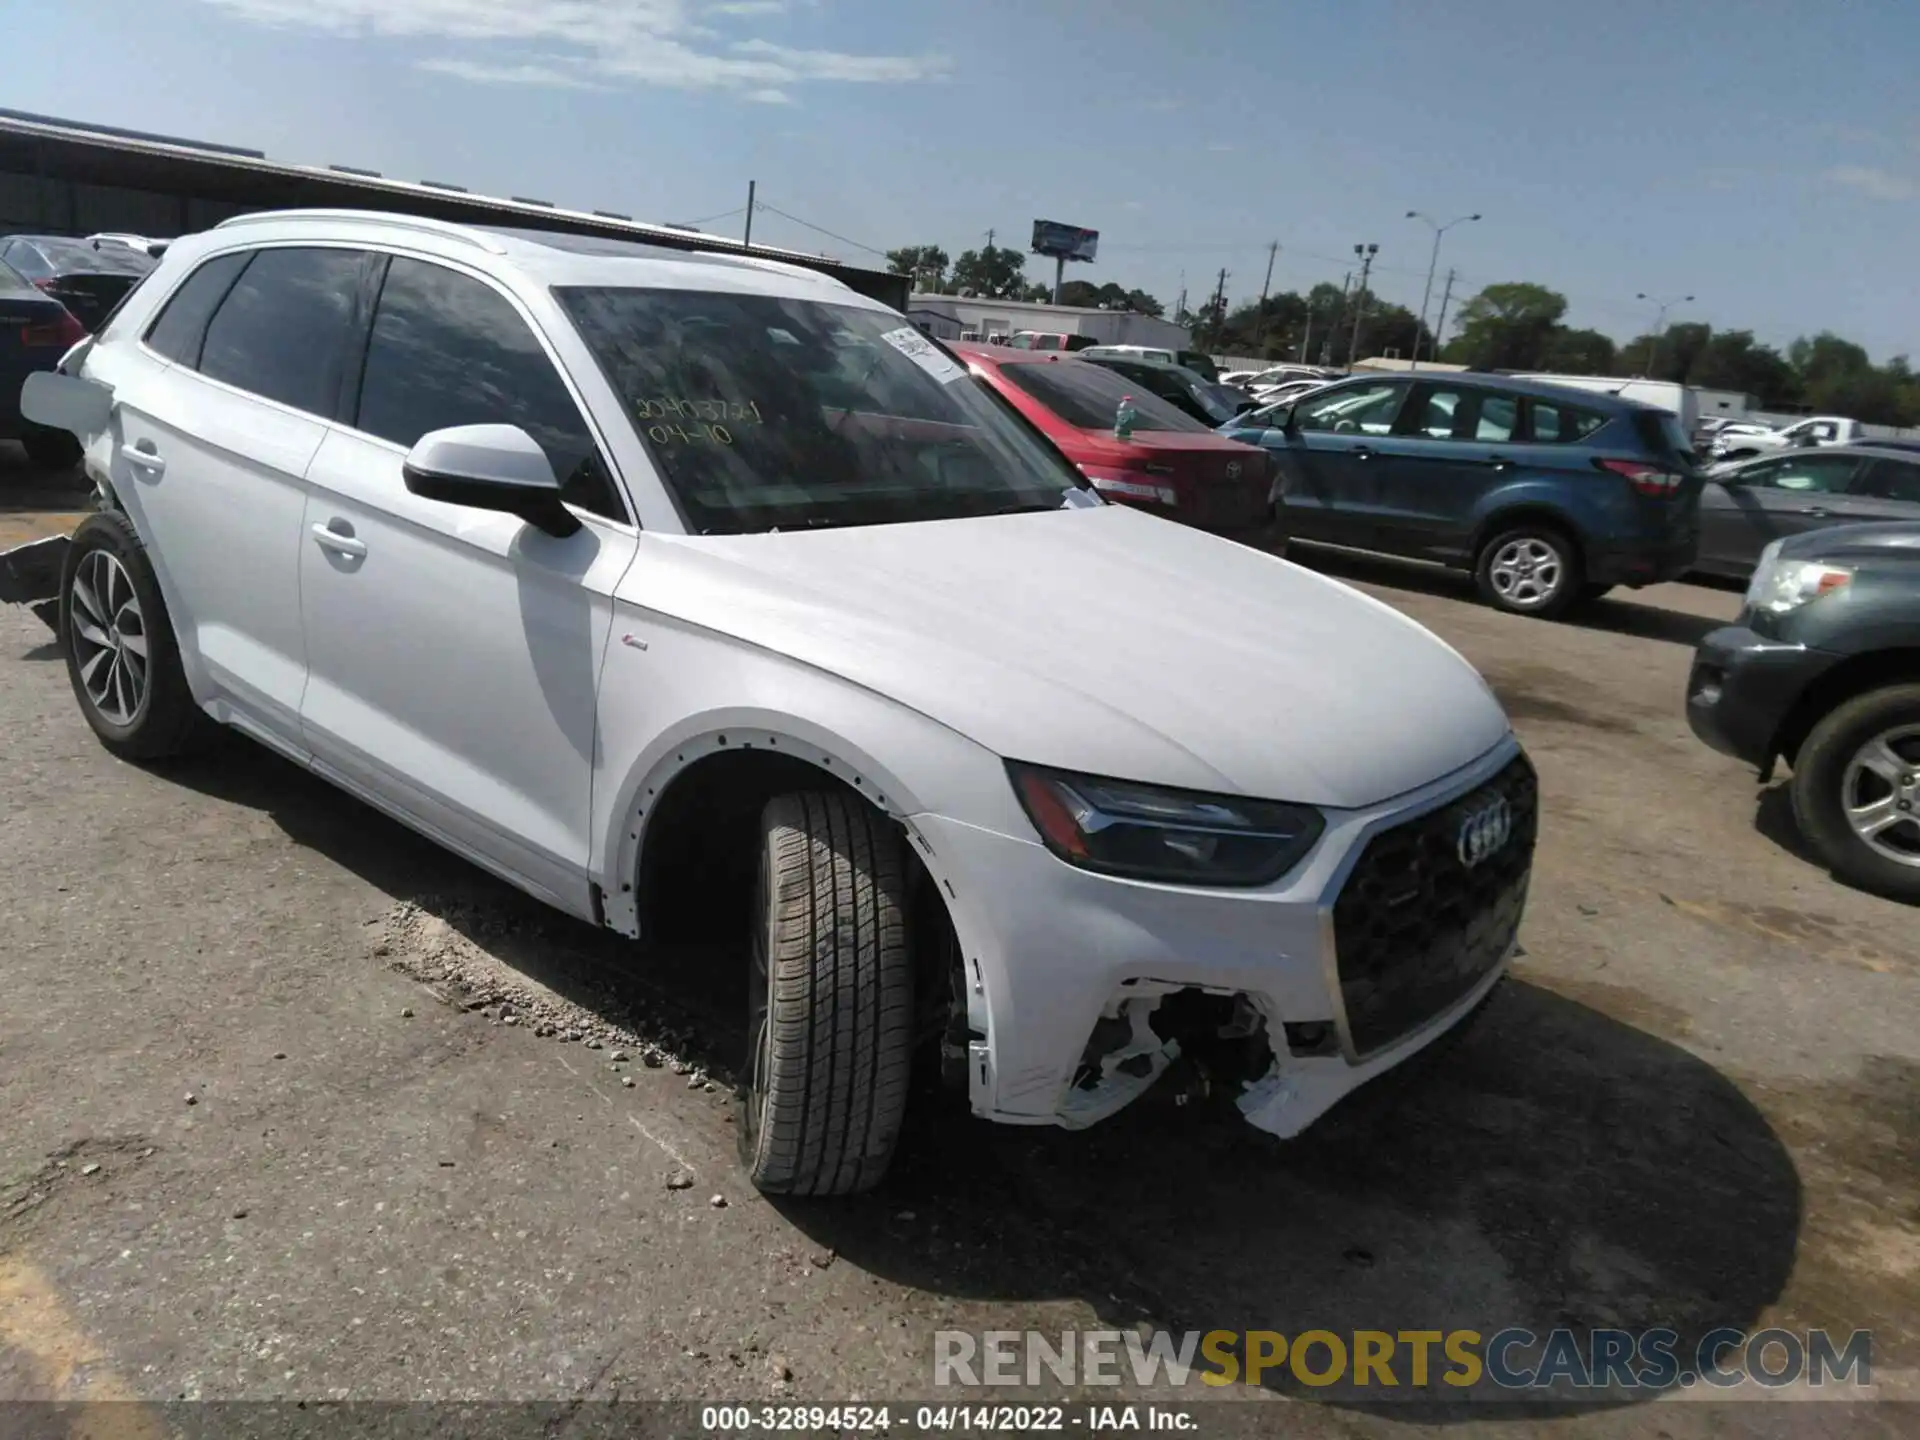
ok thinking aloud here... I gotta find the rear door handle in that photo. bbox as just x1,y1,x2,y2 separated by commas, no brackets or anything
1487,455,1513,470
1792,506,1830,518
123,442,164,477
310,521,367,559
1352,446,1374,461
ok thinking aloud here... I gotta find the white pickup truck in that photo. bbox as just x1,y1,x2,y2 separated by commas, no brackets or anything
1710,414,1867,463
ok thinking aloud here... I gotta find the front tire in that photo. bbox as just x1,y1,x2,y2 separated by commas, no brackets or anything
738,790,914,1195
59,510,211,761
1475,524,1583,618
1791,685,1920,901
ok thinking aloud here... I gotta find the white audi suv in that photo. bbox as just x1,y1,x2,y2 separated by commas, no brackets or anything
24,210,1535,1194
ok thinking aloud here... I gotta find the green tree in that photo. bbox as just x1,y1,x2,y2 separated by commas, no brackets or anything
1056,280,1165,315
950,245,1033,300
1540,327,1618,375
1445,282,1569,370
885,245,949,292
1686,330,1797,405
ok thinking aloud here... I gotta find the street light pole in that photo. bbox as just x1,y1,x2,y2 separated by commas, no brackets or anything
1348,243,1378,368
1406,210,1479,369
1635,291,1695,377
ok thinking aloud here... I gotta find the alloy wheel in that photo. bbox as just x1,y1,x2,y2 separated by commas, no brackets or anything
1488,537,1564,609
69,549,148,725
1841,725,1920,868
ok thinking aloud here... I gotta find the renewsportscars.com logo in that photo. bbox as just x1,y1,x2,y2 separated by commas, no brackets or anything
933,1328,1875,1394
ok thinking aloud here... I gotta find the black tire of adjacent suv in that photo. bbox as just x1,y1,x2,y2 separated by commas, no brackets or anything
1791,684,1920,902
59,509,212,761
1474,523,1584,619
739,790,914,1195
22,428,82,470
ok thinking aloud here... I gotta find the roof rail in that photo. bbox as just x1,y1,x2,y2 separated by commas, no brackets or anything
212,209,507,254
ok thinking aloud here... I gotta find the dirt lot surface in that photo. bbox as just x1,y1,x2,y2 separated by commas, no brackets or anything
1,445,1915,1437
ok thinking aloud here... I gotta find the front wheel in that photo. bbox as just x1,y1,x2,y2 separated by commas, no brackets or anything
738,790,914,1195
1791,685,1920,901
1475,525,1583,619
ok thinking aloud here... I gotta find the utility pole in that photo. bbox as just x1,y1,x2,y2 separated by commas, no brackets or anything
1208,267,1228,349
1431,268,1458,360
1348,243,1378,369
1175,272,1187,324
1251,241,1278,351
985,228,995,249
743,180,755,246
1327,271,1352,367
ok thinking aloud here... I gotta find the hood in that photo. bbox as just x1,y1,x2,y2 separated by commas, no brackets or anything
619,506,1511,810
1778,520,1920,565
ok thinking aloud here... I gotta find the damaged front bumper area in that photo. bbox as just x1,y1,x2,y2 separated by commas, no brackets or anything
914,735,1535,1141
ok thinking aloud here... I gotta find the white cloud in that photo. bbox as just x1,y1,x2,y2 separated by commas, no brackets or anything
198,0,944,96
1829,164,1919,201
416,56,605,88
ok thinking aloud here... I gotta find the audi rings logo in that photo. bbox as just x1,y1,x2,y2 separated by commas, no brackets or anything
1456,796,1513,869
1224,461,1243,480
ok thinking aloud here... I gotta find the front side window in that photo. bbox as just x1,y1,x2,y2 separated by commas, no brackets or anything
1740,455,1858,492
1295,382,1404,436
198,247,363,416
355,258,624,522
557,287,1091,534
144,251,251,366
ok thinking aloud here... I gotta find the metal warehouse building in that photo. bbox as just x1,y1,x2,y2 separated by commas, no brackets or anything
0,108,907,309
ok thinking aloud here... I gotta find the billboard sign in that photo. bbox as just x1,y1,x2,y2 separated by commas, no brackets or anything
1031,219,1099,263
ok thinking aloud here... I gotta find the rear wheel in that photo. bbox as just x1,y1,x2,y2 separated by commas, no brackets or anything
59,510,211,760
1791,685,1920,901
738,790,914,1195
1474,524,1583,619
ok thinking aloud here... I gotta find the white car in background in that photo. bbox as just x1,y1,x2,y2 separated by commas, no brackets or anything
1710,414,1869,463
25,209,1535,1195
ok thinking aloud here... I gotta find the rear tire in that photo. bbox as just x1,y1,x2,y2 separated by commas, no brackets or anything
1474,524,1583,619
22,428,81,470
59,510,212,761
1791,685,1920,902
738,790,914,1195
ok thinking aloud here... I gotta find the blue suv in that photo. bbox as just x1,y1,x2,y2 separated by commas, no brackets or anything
1220,374,1703,618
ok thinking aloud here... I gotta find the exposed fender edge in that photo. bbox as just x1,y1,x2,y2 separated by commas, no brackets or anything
0,534,72,607
601,711,935,939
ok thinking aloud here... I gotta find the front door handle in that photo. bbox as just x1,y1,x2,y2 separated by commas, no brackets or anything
1352,446,1374,461
123,442,164,478
1791,506,1830,518
310,521,368,559
1487,456,1513,471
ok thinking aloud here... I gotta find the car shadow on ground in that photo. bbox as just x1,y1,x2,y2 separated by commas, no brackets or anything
146,735,1799,1423
1291,543,1725,648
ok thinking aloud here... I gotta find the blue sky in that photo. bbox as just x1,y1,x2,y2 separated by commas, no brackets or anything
5,0,1918,357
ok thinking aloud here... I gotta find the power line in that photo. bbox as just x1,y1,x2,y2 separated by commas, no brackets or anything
685,205,746,227
750,201,890,259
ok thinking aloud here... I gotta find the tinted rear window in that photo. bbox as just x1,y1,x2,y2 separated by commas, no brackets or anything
1527,398,1607,443
1631,410,1693,459
198,247,363,416
1001,360,1210,432
144,252,251,365
34,238,154,276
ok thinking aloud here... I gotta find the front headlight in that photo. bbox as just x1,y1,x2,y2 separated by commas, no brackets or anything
1007,762,1323,886
1746,542,1853,614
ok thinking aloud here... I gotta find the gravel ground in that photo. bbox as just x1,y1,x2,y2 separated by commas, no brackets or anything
0,446,1914,1437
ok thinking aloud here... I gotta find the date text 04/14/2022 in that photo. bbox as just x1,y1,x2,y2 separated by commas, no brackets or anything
698,1405,1198,1432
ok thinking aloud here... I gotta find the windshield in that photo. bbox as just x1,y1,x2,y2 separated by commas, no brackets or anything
557,288,1088,534
999,359,1213,433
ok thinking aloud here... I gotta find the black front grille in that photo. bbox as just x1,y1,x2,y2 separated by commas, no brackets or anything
1332,753,1537,1056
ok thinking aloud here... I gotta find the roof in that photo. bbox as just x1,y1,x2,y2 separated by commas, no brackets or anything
0,107,905,308
1336,369,1671,413
191,210,867,300
1352,357,1470,373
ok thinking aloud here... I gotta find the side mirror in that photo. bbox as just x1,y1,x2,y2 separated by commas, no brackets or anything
20,371,113,438
402,424,581,538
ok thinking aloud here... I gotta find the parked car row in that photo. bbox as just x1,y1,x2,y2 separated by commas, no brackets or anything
1,231,164,470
